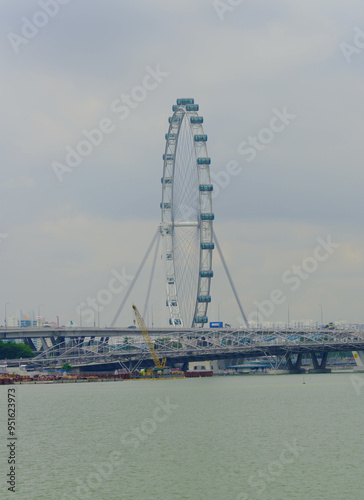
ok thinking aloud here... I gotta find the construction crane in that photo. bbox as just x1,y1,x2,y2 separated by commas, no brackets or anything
132,304,166,370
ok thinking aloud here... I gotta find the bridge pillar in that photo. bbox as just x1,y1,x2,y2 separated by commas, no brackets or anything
24,338,36,351
308,352,331,373
285,353,305,374
40,337,49,352
179,361,189,372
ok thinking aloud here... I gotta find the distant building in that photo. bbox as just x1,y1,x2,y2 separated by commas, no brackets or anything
20,313,31,327
188,360,225,373
31,338,42,350
36,316,45,327
7,316,18,327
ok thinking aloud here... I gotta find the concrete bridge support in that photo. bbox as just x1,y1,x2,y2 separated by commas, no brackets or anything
24,338,36,351
41,337,49,352
285,353,305,374
181,361,189,372
308,352,331,373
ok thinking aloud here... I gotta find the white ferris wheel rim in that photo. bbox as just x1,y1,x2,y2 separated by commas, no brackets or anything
160,99,214,328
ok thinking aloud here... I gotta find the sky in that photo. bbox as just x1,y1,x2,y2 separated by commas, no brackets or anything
0,0,363,328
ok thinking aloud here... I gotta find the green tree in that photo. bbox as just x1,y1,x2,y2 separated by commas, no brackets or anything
0,340,34,359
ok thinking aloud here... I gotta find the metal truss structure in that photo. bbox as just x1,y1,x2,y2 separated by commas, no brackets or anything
24,326,364,372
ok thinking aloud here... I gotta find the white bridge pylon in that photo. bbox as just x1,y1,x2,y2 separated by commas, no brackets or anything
111,98,248,329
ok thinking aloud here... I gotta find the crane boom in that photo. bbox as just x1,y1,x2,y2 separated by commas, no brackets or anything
132,304,166,369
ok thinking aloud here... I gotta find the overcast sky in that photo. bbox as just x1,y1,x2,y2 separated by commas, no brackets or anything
0,0,363,328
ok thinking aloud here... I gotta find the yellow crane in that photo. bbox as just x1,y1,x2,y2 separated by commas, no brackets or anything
132,304,166,370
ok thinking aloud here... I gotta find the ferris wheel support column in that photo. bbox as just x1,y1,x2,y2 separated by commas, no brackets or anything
143,231,161,322
110,229,160,328
213,230,249,328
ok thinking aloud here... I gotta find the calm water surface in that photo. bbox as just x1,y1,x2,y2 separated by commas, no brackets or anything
1,373,363,500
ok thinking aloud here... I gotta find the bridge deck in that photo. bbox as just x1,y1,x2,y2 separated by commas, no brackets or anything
3,326,363,369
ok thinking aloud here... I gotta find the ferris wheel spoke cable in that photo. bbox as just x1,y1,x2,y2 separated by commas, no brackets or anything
174,120,197,220
174,231,197,318
174,228,199,320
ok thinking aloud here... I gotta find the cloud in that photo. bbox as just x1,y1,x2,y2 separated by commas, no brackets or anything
0,0,363,324
0,176,37,190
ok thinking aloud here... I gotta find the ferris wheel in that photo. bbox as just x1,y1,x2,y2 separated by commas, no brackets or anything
111,98,248,330
160,98,214,328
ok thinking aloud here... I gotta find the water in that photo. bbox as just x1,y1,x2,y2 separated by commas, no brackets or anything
1,373,363,500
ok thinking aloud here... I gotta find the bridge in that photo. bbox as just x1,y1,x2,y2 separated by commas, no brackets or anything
3,326,364,374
